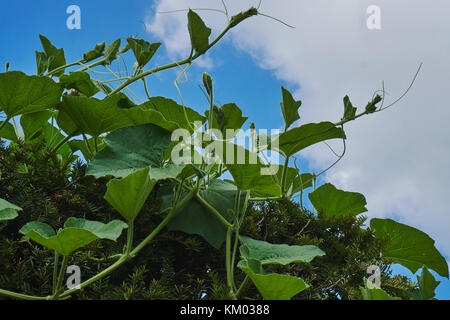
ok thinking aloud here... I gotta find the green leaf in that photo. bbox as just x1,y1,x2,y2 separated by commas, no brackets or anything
35,51,49,76
64,217,128,241
87,124,173,178
102,39,121,65
215,142,280,196
0,71,62,117
370,218,449,278
412,266,440,300
59,72,99,97
104,168,156,222
126,38,161,68
39,35,66,77
60,94,189,137
20,110,52,140
0,198,22,221
204,103,248,132
280,87,301,130
360,279,401,300
239,235,325,265
238,259,309,300
83,42,106,62
20,221,98,256
308,183,367,217
187,9,212,54
268,122,346,157
56,109,81,136
158,180,247,249
144,96,206,133
0,121,18,142
342,95,357,121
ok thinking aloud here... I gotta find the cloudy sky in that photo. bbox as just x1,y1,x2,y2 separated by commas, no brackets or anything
145,0,450,295
1,0,448,297
147,0,450,259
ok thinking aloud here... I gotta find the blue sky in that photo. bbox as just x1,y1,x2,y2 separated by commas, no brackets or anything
1,0,449,299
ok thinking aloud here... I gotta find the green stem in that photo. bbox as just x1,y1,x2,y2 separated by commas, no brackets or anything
195,193,233,229
47,59,85,76
82,134,94,158
280,156,289,197
76,59,105,72
54,255,68,299
129,187,197,257
0,288,49,300
226,226,235,298
93,136,99,153
108,15,258,96
236,275,250,298
125,221,134,255
60,255,128,299
52,252,59,294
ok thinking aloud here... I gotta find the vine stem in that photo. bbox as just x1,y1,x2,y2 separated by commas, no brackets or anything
106,10,257,96
53,255,69,299
280,156,289,197
59,187,197,299
0,288,50,300
52,252,59,294
47,59,85,76
236,275,250,298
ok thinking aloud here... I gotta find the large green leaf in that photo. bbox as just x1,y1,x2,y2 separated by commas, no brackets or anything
20,222,98,256
0,71,62,117
268,122,346,157
158,179,247,249
239,236,325,265
370,218,449,278
87,124,173,178
126,38,161,68
238,259,309,300
217,142,280,196
143,96,205,133
20,110,52,140
360,279,401,300
60,94,189,137
64,217,128,241
280,86,301,130
308,183,367,217
59,72,99,97
187,9,211,54
411,266,440,300
104,168,156,222
0,198,22,221
39,35,66,76
20,218,127,256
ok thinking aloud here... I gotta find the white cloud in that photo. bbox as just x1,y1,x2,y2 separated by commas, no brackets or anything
146,0,450,258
